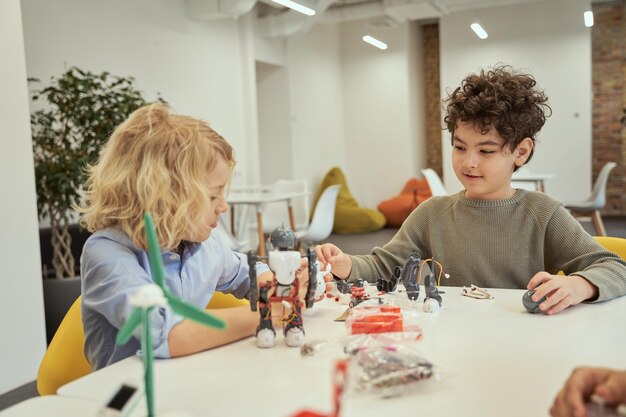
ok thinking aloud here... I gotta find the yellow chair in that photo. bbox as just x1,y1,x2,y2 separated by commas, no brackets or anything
593,236,626,259
37,296,90,395
206,291,249,308
36,291,248,395
557,236,626,276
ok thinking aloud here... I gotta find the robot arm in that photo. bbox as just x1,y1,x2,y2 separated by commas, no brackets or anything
423,273,442,306
305,248,318,308
247,251,258,312
400,253,422,301
377,266,400,293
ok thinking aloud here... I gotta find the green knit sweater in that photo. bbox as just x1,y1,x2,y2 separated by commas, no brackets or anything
349,190,626,302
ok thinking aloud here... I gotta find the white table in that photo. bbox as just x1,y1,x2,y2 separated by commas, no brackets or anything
226,190,310,256
58,287,626,417
0,396,101,416
511,172,555,192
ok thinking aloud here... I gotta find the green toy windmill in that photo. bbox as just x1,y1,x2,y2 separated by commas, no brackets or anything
116,213,226,417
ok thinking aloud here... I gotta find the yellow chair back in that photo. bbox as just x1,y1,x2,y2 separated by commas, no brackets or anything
37,296,90,395
593,236,626,259
36,291,248,395
207,291,250,308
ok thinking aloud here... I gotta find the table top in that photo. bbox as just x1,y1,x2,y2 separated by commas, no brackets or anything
226,190,310,205
58,287,626,417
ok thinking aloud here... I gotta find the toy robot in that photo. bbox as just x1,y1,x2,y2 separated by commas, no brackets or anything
376,253,445,312
422,270,443,313
376,252,421,300
334,278,372,308
247,226,326,348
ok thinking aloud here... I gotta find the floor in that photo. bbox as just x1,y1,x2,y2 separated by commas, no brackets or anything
0,381,38,411
1,215,625,412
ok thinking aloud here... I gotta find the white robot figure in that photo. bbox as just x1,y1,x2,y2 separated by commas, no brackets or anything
248,226,320,348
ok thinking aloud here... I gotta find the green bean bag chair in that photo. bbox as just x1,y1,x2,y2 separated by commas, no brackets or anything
312,167,386,234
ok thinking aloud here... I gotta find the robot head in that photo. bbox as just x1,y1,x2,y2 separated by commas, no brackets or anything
353,278,367,288
269,225,296,250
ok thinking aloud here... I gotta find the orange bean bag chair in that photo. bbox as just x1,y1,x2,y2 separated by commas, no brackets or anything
377,178,432,228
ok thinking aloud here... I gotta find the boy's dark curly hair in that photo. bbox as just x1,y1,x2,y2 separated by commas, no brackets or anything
443,65,551,167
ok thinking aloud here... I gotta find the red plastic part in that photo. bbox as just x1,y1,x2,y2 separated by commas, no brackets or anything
349,306,403,334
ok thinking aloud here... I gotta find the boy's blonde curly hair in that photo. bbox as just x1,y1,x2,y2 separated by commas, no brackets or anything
78,103,234,250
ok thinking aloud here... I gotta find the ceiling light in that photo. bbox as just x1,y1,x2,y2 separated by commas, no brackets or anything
362,35,388,50
584,11,594,27
470,23,488,40
271,0,315,16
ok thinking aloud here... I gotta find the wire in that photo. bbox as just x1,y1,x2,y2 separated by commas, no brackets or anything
417,258,445,286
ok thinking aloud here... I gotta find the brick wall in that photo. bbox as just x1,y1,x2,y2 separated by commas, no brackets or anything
592,0,626,215
421,23,443,178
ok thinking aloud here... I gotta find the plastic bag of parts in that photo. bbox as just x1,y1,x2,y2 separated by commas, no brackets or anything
300,321,423,359
346,342,438,398
344,305,423,336
343,332,423,355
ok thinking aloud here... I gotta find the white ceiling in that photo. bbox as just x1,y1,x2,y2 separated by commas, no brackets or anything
185,0,548,37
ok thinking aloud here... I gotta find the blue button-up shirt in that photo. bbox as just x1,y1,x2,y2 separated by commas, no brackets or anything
80,227,268,370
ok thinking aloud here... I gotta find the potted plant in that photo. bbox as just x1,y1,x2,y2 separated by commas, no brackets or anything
30,66,159,341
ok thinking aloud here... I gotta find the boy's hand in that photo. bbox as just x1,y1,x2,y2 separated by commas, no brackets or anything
315,243,352,280
527,272,599,315
550,367,626,417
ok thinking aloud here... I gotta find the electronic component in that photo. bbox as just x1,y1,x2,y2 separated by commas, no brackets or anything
99,383,143,417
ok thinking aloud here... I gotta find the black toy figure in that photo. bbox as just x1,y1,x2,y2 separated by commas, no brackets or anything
376,252,422,300
376,253,446,313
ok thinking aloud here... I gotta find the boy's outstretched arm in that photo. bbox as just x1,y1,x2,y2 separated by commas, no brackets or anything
527,272,599,315
315,243,352,279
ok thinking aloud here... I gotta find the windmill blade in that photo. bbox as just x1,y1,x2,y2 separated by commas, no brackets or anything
144,212,166,289
116,307,143,345
167,295,226,329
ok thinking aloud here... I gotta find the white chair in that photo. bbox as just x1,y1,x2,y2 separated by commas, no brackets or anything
421,168,448,196
261,179,310,233
564,161,617,237
295,184,341,246
217,215,249,251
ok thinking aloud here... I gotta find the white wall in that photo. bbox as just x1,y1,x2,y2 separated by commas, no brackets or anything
286,24,347,192
21,0,257,185
260,19,425,209
440,0,592,200
0,0,47,394
21,0,596,212
257,62,293,184
340,20,423,207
